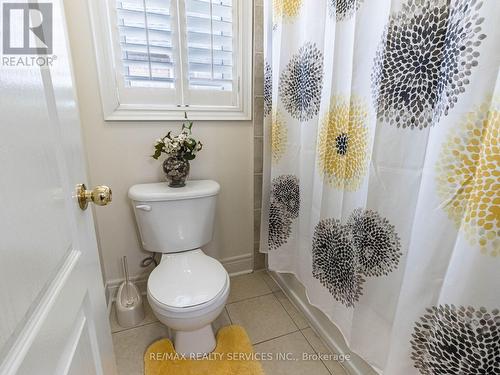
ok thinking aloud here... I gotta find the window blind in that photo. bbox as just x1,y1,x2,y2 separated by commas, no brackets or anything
115,0,234,92
185,0,233,91
116,0,174,88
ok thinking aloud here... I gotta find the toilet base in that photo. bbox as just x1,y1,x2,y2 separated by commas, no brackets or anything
174,324,216,357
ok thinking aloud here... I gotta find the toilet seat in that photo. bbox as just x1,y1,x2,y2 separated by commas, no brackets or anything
147,249,229,313
148,275,229,319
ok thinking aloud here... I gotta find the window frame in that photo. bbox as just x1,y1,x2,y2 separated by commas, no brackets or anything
88,0,252,121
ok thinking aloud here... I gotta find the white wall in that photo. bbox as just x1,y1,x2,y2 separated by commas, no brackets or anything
63,0,254,285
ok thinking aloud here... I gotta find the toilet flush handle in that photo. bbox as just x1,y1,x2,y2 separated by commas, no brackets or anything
135,204,152,212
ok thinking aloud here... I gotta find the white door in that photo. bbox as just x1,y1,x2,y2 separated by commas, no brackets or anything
0,0,116,374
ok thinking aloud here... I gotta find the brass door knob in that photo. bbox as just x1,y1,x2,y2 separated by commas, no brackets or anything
77,184,112,210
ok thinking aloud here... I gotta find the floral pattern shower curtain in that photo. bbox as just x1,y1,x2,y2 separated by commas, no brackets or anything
260,0,500,373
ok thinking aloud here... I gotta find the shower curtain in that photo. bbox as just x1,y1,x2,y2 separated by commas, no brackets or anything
260,0,500,373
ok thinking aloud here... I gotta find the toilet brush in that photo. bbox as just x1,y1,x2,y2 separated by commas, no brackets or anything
115,256,145,328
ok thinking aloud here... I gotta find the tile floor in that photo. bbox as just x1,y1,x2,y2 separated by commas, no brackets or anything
110,271,349,375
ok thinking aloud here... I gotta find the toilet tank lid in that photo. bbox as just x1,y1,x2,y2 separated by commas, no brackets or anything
128,180,220,202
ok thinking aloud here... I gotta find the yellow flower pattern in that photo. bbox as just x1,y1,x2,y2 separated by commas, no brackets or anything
436,99,500,256
318,96,369,190
273,0,302,21
271,111,287,164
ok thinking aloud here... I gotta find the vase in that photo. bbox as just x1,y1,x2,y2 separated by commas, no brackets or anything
162,155,190,187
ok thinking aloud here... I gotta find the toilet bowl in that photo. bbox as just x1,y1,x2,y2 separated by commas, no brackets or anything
128,180,228,355
147,249,229,355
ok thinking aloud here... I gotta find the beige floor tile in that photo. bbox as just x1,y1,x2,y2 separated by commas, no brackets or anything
109,298,158,333
254,331,330,375
112,322,169,375
226,294,297,344
274,291,309,330
301,328,348,375
260,271,281,292
212,307,232,335
227,272,272,303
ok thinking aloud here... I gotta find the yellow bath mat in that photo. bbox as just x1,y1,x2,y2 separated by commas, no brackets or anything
144,325,265,375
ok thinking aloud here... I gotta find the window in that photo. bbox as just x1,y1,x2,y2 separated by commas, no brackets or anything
89,0,252,120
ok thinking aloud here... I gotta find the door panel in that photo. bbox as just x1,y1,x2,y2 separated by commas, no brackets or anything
0,46,73,355
0,0,116,373
65,316,99,375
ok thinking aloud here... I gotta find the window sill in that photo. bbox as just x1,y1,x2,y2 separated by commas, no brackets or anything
104,105,253,122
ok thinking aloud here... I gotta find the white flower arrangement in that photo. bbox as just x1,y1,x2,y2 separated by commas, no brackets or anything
152,115,203,161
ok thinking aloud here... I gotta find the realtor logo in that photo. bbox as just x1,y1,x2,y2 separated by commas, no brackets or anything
3,3,53,54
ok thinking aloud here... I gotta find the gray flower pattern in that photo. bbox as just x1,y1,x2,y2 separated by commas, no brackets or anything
312,209,402,307
411,305,500,374
268,175,300,250
328,0,365,21
372,0,486,129
279,42,324,121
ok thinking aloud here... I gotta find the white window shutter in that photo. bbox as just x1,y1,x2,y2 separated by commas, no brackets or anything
116,0,175,88
185,0,234,91
115,0,235,102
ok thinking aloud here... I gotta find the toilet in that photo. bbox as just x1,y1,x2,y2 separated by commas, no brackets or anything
128,180,229,356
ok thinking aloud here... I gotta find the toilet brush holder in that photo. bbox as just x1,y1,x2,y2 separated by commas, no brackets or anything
115,256,145,328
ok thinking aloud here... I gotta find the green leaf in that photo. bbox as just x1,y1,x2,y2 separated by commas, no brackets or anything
152,149,162,160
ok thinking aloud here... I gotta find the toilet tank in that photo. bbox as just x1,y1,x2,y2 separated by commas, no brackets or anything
128,180,220,253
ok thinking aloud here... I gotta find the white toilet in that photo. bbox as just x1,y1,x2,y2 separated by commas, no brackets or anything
128,180,229,356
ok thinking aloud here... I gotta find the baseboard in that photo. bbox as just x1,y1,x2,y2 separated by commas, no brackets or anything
105,253,254,308
269,271,378,375
220,253,254,276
